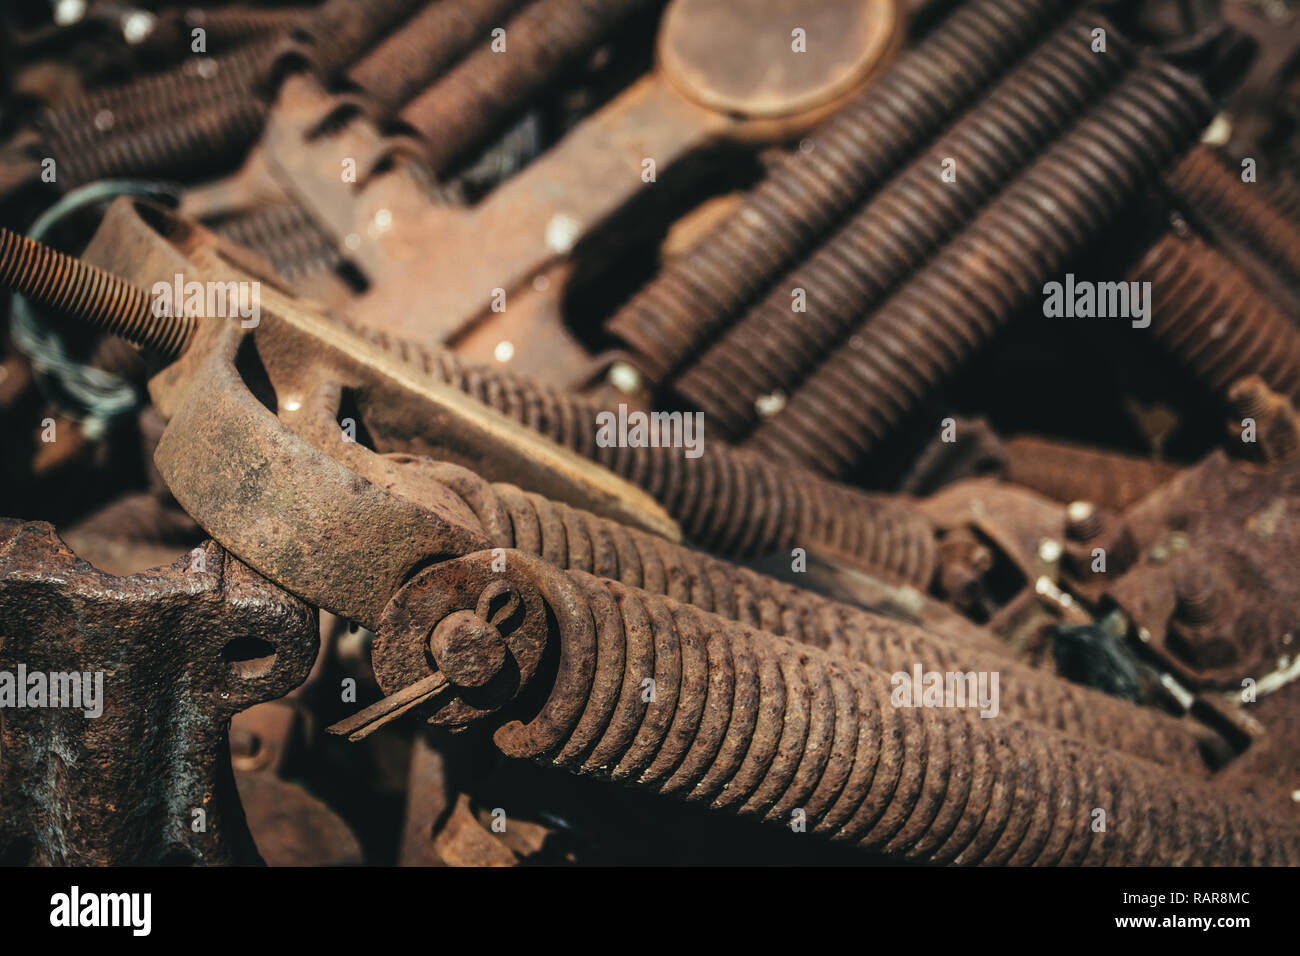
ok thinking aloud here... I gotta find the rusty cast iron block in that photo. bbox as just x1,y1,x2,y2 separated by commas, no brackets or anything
0,520,318,865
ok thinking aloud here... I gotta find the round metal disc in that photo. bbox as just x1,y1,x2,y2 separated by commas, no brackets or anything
658,0,900,120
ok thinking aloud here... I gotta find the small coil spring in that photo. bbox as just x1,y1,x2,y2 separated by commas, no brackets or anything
1134,231,1300,403
0,227,190,357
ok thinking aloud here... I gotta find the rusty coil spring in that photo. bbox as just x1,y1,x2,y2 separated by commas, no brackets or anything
347,0,531,120
604,0,1077,382
400,0,656,174
430,459,984,648
747,63,1213,477
483,560,1295,864
181,6,311,47
0,229,935,584
1134,231,1300,403
55,98,268,187
1259,168,1300,224
674,15,1132,438
41,38,273,128
1164,145,1300,292
216,204,341,280
40,40,276,155
274,0,441,80
1002,436,1179,512
425,462,1215,776
345,320,937,582
0,227,190,357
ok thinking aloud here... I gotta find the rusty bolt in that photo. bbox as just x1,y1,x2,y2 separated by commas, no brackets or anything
427,475,1216,776
1174,567,1219,626
429,609,508,688
1229,376,1274,422
1134,232,1300,405
1065,501,1102,543
1227,375,1300,463
1167,566,1241,672
674,13,1132,438
747,63,1213,476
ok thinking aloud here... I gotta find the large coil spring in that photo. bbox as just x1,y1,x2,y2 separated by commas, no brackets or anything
746,63,1213,476
605,0,1078,381
674,14,1133,438
346,320,938,583
424,463,1216,777
483,561,1296,864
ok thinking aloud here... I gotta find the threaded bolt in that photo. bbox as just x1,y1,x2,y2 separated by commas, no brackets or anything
673,13,1132,437
0,227,193,357
399,0,655,174
1228,376,1272,421
1065,501,1102,542
414,551,1298,865
1174,568,1218,626
1164,145,1300,292
1135,232,1300,405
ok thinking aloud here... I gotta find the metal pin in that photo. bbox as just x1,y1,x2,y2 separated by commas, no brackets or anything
326,672,449,742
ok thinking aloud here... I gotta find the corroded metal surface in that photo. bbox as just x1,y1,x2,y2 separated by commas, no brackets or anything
0,521,318,865
1107,451,1300,691
747,62,1213,475
3,0,1300,869
675,13,1131,438
606,0,1077,381
372,549,1299,865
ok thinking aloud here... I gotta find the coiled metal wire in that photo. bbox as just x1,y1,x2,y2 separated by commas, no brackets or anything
747,63,1213,476
1135,232,1300,402
467,555,1298,864
348,320,939,582
605,0,1078,381
674,14,1132,438
423,462,1217,777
